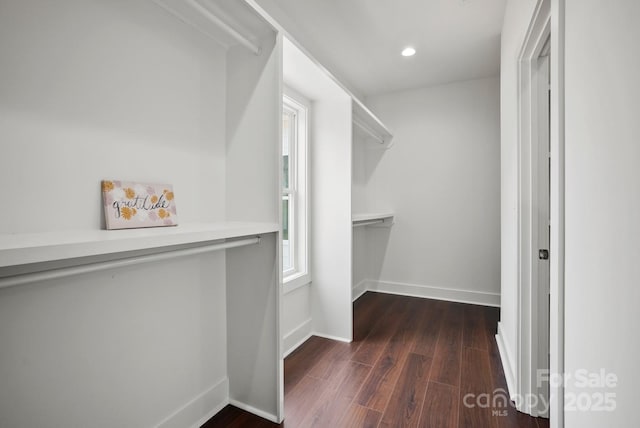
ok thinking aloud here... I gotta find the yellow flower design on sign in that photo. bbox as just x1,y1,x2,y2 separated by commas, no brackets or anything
158,208,168,219
102,181,114,192
124,188,135,199
121,206,133,220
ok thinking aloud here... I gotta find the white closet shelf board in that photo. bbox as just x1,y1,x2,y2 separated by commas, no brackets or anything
0,222,279,268
352,212,395,223
352,99,393,146
352,213,395,228
152,0,275,53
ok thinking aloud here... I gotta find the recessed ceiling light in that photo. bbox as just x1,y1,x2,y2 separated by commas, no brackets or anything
401,47,416,57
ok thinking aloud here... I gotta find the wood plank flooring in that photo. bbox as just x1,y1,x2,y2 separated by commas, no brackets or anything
202,292,549,428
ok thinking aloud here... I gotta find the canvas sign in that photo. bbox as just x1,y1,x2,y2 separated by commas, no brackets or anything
102,180,178,229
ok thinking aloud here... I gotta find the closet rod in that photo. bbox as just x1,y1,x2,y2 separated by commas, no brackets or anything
0,236,260,290
186,0,261,55
353,219,385,228
353,117,385,144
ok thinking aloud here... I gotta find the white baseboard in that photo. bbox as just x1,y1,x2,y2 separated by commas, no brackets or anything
311,331,352,343
367,279,501,307
228,400,279,423
352,279,368,302
155,377,229,428
283,318,313,357
496,322,517,399
284,326,351,357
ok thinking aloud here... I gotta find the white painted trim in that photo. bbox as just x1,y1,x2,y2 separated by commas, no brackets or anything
155,377,229,428
515,0,557,420
282,86,311,289
283,318,313,357
496,323,517,398
549,1,565,427
368,280,500,307
352,279,368,302
188,401,228,428
228,400,279,424
275,34,285,423
311,332,352,343
283,274,311,294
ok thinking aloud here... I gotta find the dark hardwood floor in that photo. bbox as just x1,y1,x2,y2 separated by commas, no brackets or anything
203,292,550,428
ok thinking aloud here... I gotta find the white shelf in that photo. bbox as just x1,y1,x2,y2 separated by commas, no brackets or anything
352,212,395,227
352,98,393,146
352,212,394,222
0,222,279,268
153,0,275,54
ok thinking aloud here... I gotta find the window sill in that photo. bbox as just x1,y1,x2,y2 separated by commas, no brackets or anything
283,271,311,295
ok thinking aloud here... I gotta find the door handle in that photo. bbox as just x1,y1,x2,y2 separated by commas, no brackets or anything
539,249,549,260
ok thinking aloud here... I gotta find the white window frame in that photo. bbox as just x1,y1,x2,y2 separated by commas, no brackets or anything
282,87,310,293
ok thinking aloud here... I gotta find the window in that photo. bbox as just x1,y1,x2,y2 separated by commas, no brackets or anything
282,90,309,289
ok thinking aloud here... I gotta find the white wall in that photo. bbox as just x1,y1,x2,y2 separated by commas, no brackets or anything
498,0,539,392
352,132,368,297
0,253,228,428
0,0,227,233
310,96,353,341
0,0,227,426
281,92,353,348
225,36,282,421
281,283,312,355
352,227,368,297
226,36,280,224
500,1,640,425
364,77,501,306
282,38,352,345
563,0,640,425
226,234,279,419
352,132,369,215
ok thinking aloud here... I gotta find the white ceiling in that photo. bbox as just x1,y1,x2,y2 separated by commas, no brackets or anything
253,0,506,96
